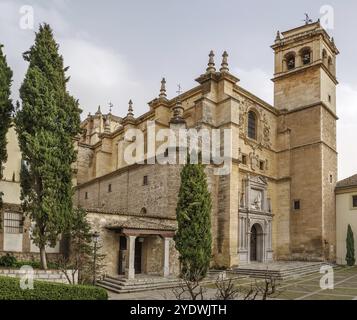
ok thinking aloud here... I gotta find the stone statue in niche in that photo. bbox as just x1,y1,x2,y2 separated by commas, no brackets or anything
240,192,245,208
251,190,262,211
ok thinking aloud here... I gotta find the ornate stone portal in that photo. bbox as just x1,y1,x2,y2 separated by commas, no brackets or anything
238,175,273,264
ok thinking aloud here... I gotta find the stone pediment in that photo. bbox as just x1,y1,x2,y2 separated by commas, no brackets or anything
248,175,267,186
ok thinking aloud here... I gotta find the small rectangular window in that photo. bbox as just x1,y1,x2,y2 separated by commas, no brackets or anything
328,95,331,103
4,212,23,234
108,184,112,193
259,161,265,171
85,192,88,200
242,154,247,165
352,196,357,208
294,200,301,211
143,176,148,186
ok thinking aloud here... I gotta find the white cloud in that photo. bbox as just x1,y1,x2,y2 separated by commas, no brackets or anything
59,37,138,115
236,68,274,105
0,0,137,117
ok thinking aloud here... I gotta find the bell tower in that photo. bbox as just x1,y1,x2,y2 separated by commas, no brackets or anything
272,21,339,262
272,21,339,113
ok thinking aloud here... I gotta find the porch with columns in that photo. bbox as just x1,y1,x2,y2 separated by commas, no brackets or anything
106,225,176,280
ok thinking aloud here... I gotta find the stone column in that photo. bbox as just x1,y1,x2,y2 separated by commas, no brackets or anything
117,140,124,169
126,235,136,280
163,238,171,277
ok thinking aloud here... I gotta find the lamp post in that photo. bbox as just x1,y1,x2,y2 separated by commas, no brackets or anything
92,231,100,285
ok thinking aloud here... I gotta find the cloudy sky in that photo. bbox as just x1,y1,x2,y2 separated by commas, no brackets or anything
0,0,356,180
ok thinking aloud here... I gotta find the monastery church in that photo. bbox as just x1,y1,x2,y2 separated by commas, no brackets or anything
0,20,340,279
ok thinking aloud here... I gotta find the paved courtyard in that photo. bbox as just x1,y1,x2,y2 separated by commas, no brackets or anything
108,266,357,300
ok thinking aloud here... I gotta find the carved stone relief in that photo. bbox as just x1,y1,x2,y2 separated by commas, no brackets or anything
238,98,272,151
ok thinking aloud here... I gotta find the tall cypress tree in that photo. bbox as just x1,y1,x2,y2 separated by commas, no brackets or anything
174,160,212,281
346,224,355,266
0,44,14,209
15,24,81,269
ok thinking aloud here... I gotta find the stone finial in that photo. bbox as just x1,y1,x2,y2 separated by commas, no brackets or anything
159,78,167,99
170,84,186,125
275,31,281,41
104,115,111,133
95,105,102,115
206,50,216,73
127,99,134,118
220,51,229,73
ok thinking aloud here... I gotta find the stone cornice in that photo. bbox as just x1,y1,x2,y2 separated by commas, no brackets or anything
85,208,176,221
335,186,357,194
233,86,277,115
282,101,338,120
272,61,338,85
195,71,240,85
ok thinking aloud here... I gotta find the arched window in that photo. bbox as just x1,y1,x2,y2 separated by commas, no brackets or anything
328,57,333,72
301,48,311,65
285,53,296,70
248,111,257,140
140,207,147,215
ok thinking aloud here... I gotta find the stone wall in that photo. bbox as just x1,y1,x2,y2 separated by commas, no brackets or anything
0,269,76,284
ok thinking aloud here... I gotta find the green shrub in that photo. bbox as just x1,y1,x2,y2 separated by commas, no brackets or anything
0,254,17,267
346,224,356,266
0,255,59,270
0,276,108,300
13,261,59,270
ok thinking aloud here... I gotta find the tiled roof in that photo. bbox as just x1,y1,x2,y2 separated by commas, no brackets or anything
336,174,357,189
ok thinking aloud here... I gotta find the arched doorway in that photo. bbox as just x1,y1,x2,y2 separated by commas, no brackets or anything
250,224,264,262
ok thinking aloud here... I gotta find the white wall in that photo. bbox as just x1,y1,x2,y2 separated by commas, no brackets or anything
30,241,60,254
3,233,23,252
336,190,357,265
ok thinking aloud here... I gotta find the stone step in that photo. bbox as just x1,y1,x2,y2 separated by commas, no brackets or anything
232,263,328,280
96,279,185,294
97,275,245,294
103,276,183,287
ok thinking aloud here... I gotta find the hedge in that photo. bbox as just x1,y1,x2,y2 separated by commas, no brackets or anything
0,276,108,300
0,254,59,269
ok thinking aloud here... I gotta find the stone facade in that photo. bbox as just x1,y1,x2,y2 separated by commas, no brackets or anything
0,21,339,277
73,21,339,277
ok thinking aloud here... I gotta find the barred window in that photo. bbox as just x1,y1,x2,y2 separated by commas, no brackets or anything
4,212,23,234
248,111,257,140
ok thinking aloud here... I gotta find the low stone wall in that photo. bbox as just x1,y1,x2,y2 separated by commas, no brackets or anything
0,269,77,284
0,252,62,263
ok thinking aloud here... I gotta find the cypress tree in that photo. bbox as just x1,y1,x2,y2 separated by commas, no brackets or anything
174,159,212,281
346,224,355,266
15,24,81,269
0,44,14,209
